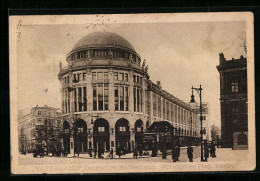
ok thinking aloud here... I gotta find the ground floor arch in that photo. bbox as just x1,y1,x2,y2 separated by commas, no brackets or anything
93,118,110,152
63,120,70,154
74,119,88,154
134,119,144,148
115,118,131,153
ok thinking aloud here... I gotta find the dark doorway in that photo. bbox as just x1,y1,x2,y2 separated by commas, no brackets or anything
63,121,70,154
134,119,144,149
115,118,131,153
93,118,110,152
74,119,88,154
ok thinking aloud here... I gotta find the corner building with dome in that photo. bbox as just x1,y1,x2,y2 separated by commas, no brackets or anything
58,31,201,155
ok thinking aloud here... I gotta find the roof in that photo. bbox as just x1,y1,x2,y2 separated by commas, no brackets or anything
148,121,175,133
72,31,136,53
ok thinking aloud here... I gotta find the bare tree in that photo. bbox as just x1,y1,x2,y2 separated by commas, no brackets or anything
239,32,247,54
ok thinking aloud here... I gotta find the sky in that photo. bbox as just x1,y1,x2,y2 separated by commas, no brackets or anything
16,20,246,127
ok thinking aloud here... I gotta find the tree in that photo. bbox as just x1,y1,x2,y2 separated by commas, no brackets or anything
239,32,247,54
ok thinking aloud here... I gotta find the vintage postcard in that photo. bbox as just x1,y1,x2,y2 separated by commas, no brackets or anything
10,12,255,174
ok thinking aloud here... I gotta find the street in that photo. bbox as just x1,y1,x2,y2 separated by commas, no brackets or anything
18,148,249,165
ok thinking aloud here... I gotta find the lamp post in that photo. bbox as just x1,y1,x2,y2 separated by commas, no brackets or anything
190,116,192,144
192,85,204,162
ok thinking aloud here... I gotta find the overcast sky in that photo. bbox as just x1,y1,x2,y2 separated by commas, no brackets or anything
16,20,246,127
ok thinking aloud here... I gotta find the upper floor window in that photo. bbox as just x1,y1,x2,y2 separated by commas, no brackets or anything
92,72,108,81
38,111,41,116
93,84,109,111
231,80,239,93
133,75,142,84
114,72,128,81
73,73,81,82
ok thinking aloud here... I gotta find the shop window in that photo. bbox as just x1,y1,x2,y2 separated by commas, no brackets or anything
119,127,126,131
98,127,105,132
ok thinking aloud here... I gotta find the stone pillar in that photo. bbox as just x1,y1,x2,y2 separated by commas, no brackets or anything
110,125,116,151
142,75,146,115
129,71,134,114
108,69,115,113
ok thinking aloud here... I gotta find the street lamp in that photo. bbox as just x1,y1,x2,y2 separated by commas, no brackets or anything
190,116,192,144
192,85,204,162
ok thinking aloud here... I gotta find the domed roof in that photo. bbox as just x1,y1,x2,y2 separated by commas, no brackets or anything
72,31,136,53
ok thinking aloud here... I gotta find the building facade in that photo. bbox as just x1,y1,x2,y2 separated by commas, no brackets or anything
58,31,200,155
18,105,62,153
217,53,248,150
189,100,211,142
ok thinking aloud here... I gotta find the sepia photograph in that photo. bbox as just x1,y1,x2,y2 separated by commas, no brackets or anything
9,12,255,174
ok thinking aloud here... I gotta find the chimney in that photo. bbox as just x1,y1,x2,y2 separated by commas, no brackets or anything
157,81,161,87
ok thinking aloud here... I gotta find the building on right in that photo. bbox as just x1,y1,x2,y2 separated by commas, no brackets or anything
216,53,248,150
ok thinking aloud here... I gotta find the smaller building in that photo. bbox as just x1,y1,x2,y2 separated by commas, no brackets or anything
18,105,62,153
189,92,211,142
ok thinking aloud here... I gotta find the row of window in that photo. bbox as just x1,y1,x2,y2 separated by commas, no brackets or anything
152,92,196,126
37,111,60,117
69,50,141,64
63,71,142,85
62,85,143,113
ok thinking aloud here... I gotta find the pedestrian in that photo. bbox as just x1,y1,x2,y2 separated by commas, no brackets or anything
98,147,101,158
204,144,209,161
109,148,114,159
133,147,138,159
210,142,216,158
139,147,143,157
187,145,193,162
152,144,157,157
172,146,177,162
162,145,167,159
122,147,126,155
116,146,121,158
61,147,65,157
94,147,97,158
176,145,180,161
89,147,93,157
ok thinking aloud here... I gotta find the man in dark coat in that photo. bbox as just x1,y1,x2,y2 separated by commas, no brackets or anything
187,145,193,162
89,147,93,157
133,147,138,159
109,148,114,159
152,144,158,157
94,147,97,158
162,145,167,159
210,142,216,158
98,147,101,158
116,146,121,158
176,145,180,161
204,144,209,161
172,146,177,162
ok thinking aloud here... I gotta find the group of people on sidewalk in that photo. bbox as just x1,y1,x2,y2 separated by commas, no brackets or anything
203,142,216,161
88,147,107,158
160,141,217,162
